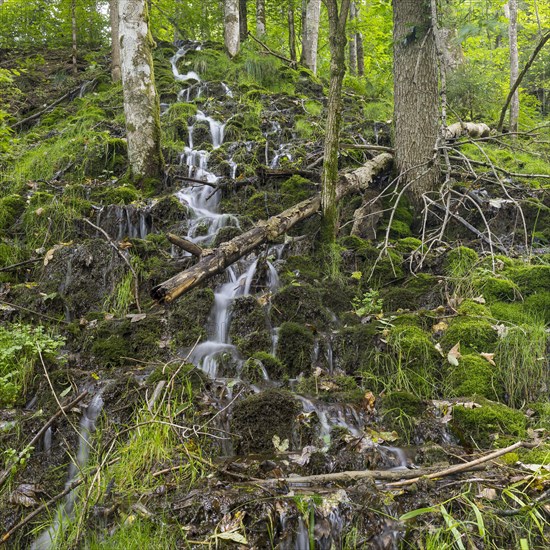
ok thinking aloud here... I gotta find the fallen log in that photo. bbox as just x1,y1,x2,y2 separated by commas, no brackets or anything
152,153,393,303
166,233,204,257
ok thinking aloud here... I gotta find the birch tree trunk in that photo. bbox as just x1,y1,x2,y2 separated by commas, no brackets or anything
110,0,121,82
392,0,439,205
321,0,351,243
507,0,519,134
348,2,357,76
119,0,163,181
256,0,266,36
225,0,240,57
300,0,321,74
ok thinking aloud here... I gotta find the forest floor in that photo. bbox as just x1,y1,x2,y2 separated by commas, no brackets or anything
1,43,550,549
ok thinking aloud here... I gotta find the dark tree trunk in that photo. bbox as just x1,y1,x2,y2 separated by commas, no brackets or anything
356,31,364,76
239,0,248,42
109,0,121,82
392,0,439,205
288,0,297,63
321,0,351,244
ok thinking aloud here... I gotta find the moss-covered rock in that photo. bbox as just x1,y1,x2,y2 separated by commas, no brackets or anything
448,354,503,400
270,283,329,328
333,323,380,374
229,296,270,357
380,391,424,442
242,352,285,381
281,255,321,285
91,184,141,205
506,265,550,296
296,374,363,402
456,299,491,317
230,389,302,453
445,246,479,277
451,399,527,447
168,288,215,347
472,275,519,302
0,194,25,234
524,291,550,324
440,317,497,353
150,195,189,231
276,322,314,377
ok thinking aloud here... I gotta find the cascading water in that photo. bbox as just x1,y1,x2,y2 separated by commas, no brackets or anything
31,394,104,550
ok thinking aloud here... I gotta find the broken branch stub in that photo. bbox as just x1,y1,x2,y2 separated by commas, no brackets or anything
151,153,393,303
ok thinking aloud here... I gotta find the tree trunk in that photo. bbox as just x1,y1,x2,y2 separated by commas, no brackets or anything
152,153,393,303
321,0,351,243
239,0,248,42
109,0,121,82
119,0,163,181
256,0,266,36
507,0,519,134
288,0,297,63
348,2,357,76
392,0,439,205
356,31,364,76
300,0,321,74
71,0,78,75
225,0,240,57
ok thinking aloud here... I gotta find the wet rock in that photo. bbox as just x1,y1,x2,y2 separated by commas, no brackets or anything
229,296,270,357
276,322,315,377
168,287,214,347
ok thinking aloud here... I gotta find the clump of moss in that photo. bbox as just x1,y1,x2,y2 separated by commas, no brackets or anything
445,246,479,277
451,399,527,447
456,299,491,317
448,354,503,400
279,175,314,207
490,301,533,324
276,322,314,377
380,391,424,442
440,317,497,353
507,265,550,295
91,184,141,205
381,287,420,311
296,374,363,402
169,288,214,347
271,283,329,328
229,296,270,357
524,291,550,324
517,446,550,465
281,255,321,285
472,274,519,302
0,194,25,234
246,191,284,221
242,352,285,381
396,237,423,253
162,102,198,142
149,196,189,231
333,323,380,374
389,325,439,371
230,389,302,453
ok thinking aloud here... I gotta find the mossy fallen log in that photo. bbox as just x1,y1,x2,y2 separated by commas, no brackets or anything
151,153,393,303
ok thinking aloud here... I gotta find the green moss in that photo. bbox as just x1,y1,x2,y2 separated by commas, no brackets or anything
382,287,420,311
0,194,25,234
230,389,301,453
448,354,503,400
524,291,550,324
333,323,380,374
440,317,497,353
169,288,214,347
246,191,284,221
506,265,550,295
281,255,321,285
382,219,412,239
445,246,479,277
271,283,329,328
276,322,314,377
229,296,270,357
396,237,423,253
355,247,404,287
472,275,519,302
162,102,198,142
92,184,141,205
490,301,534,324
389,325,439,368
242,352,285,381
296,374,363,402
456,299,491,317
280,175,314,207
380,391,424,442
451,399,527,447
150,195,189,230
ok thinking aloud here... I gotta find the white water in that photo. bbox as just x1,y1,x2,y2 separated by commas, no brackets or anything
32,394,104,550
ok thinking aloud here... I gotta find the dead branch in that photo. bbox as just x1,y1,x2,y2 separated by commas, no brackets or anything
339,144,394,153
166,233,203,257
448,155,550,180
497,31,550,133
152,153,393,303
0,258,41,272
247,31,297,68
172,174,219,188
0,391,88,489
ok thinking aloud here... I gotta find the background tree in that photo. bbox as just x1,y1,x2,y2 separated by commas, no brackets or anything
225,0,240,57
110,0,121,82
392,0,439,205
300,0,321,74
119,0,163,181
507,0,520,133
256,0,266,36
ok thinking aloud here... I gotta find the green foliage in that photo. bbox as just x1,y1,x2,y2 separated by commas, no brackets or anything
447,354,502,400
0,323,64,406
445,246,479,278
352,289,383,317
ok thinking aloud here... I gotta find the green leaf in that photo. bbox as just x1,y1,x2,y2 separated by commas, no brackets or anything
399,507,435,521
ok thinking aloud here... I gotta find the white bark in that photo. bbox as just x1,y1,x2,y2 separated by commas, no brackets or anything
110,0,121,82
119,0,163,180
225,0,240,57
301,0,321,74
507,0,519,133
256,0,266,36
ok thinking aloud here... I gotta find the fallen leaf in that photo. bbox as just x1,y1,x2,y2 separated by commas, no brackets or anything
127,313,146,323
472,295,486,304
480,352,496,366
214,531,248,544
272,434,289,453
35,207,44,216
447,342,461,366
362,391,376,413
118,240,132,250
434,343,445,357
492,324,509,339
10,484,42,507
432,321,448,333
43,247,56,266
477,487,498,500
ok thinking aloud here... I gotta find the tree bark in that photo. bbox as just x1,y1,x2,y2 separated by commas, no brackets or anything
119,0,163,181
152,153,393,303
288,0,297,63
348,2,357,76
225,0,240,57
300,0,321,74
110,0,121,82
507,0,519,134
321,0,351,244
356,13,364,77
71,0,78,75
239,0,248,42
256,0,266,36
392,0,439,205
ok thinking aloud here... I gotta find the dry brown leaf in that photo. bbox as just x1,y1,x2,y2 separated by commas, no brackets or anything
447,342,461,366
35,207,45,216
118,240,132,250
480,352,496,366
472,295,486,304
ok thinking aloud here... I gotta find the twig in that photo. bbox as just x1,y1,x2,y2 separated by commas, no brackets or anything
247,31,297,67
0,391,88,489
0,300,70,324
448,155,550,180
172,174,218,188
0,258,41,272
339,144,394,153
82,218,141,313
385,440,528,488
